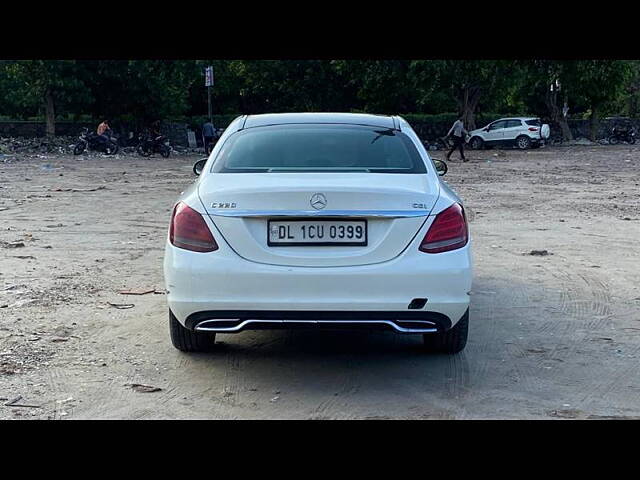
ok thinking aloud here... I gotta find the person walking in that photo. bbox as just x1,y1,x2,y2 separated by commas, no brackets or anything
202,120,216,154
446,115,469,162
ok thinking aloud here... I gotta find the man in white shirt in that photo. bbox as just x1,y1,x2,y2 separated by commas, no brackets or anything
446,115,469,162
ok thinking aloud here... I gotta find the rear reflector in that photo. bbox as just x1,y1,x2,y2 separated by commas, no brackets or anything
528,127,539,131
419,203,468,253
169,202,218,253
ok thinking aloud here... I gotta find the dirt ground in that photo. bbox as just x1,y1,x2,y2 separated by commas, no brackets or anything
1,145,639,420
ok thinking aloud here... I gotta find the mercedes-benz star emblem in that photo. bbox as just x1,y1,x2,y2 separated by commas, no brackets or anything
310,193,327,210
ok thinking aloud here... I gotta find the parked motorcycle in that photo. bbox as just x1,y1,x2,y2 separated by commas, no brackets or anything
73,128,119,155
423,136,452,151
136,132,171,157
608,125,636,145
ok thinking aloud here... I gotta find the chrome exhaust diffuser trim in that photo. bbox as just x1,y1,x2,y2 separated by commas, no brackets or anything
194,318,438,334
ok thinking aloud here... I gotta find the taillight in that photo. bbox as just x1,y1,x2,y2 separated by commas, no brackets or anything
528,127,539,131
419,203,468,253
169,202,218,252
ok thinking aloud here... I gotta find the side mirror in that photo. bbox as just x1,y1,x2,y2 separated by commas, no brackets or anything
483,127,490,132
434,159,448,176
193,158,207,176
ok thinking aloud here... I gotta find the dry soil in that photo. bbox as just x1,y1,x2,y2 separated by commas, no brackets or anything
1,145,639,419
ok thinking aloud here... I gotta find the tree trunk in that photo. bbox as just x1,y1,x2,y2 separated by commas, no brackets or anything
461,105,475,131
545,88,573,142
589,106,599,142
45,88,55,137
456,85,480,131
559,120,573,142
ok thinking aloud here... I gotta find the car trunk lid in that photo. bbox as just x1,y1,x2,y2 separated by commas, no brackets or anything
198,173,439,267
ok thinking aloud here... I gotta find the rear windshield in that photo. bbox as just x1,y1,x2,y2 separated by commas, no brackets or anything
525,119,541,126
211,124,427,173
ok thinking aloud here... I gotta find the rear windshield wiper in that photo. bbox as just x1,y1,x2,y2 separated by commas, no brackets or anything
371,128,396,144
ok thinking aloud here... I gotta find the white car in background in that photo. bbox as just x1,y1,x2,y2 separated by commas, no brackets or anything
164,113,473,354
468,117,550,150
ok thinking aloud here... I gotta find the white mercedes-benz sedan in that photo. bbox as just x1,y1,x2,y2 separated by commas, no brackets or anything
164,113,473,354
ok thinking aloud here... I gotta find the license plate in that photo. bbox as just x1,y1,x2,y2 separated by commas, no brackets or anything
268,219,367,246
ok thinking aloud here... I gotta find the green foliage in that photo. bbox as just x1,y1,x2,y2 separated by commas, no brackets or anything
1,60,639,136
572,60,631,115
0,60,92,119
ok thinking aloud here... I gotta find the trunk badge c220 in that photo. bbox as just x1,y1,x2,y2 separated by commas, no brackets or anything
310,193,327,210
211,202,237,208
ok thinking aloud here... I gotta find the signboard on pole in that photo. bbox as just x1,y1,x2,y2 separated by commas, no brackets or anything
205,66,214,87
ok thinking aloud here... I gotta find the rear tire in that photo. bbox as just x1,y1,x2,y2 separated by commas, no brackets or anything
515,135,531,150
73,143,86,155
160,145,171,158
137,144,152,157
105,142,119,155
423,310,468,354
628,137,636,145
169,311,216,352
608,136,619,145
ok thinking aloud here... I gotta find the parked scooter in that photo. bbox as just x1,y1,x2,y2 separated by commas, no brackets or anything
73,128,119,155
608,125,636,145
136,132,171,157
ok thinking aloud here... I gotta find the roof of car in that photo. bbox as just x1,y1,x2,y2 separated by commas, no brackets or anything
243,112,396,129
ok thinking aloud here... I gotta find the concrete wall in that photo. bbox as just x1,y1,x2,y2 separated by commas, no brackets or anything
2,117,638,145
0,121,95,137
0,121,192,147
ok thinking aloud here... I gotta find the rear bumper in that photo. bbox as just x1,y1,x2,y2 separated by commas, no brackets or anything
164,235,472,331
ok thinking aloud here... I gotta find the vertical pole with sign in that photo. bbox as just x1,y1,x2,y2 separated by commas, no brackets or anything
204,66,214,153
205,66,214,124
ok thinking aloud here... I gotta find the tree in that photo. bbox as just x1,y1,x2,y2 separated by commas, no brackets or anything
226,60,358,113
407,60,455,114
331,60,417,113
624,61,640,118
572,60,632,140
185,60,246,116
521,61,577,142
0,60,92,136
0,60,637,139
81,60,198,127
428,60,516,130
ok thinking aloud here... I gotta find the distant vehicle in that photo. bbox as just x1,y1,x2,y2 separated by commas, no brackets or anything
136,132,171,157
73,128,119,155
468,117,550,150
164,113,472,355
608,124,636,145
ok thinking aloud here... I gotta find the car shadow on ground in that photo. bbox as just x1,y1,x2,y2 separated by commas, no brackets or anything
152,273,582,418
180,330,475,417
165,278,516,404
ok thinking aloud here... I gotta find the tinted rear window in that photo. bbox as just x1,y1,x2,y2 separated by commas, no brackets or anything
211,124,427,173
525,119,541,126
